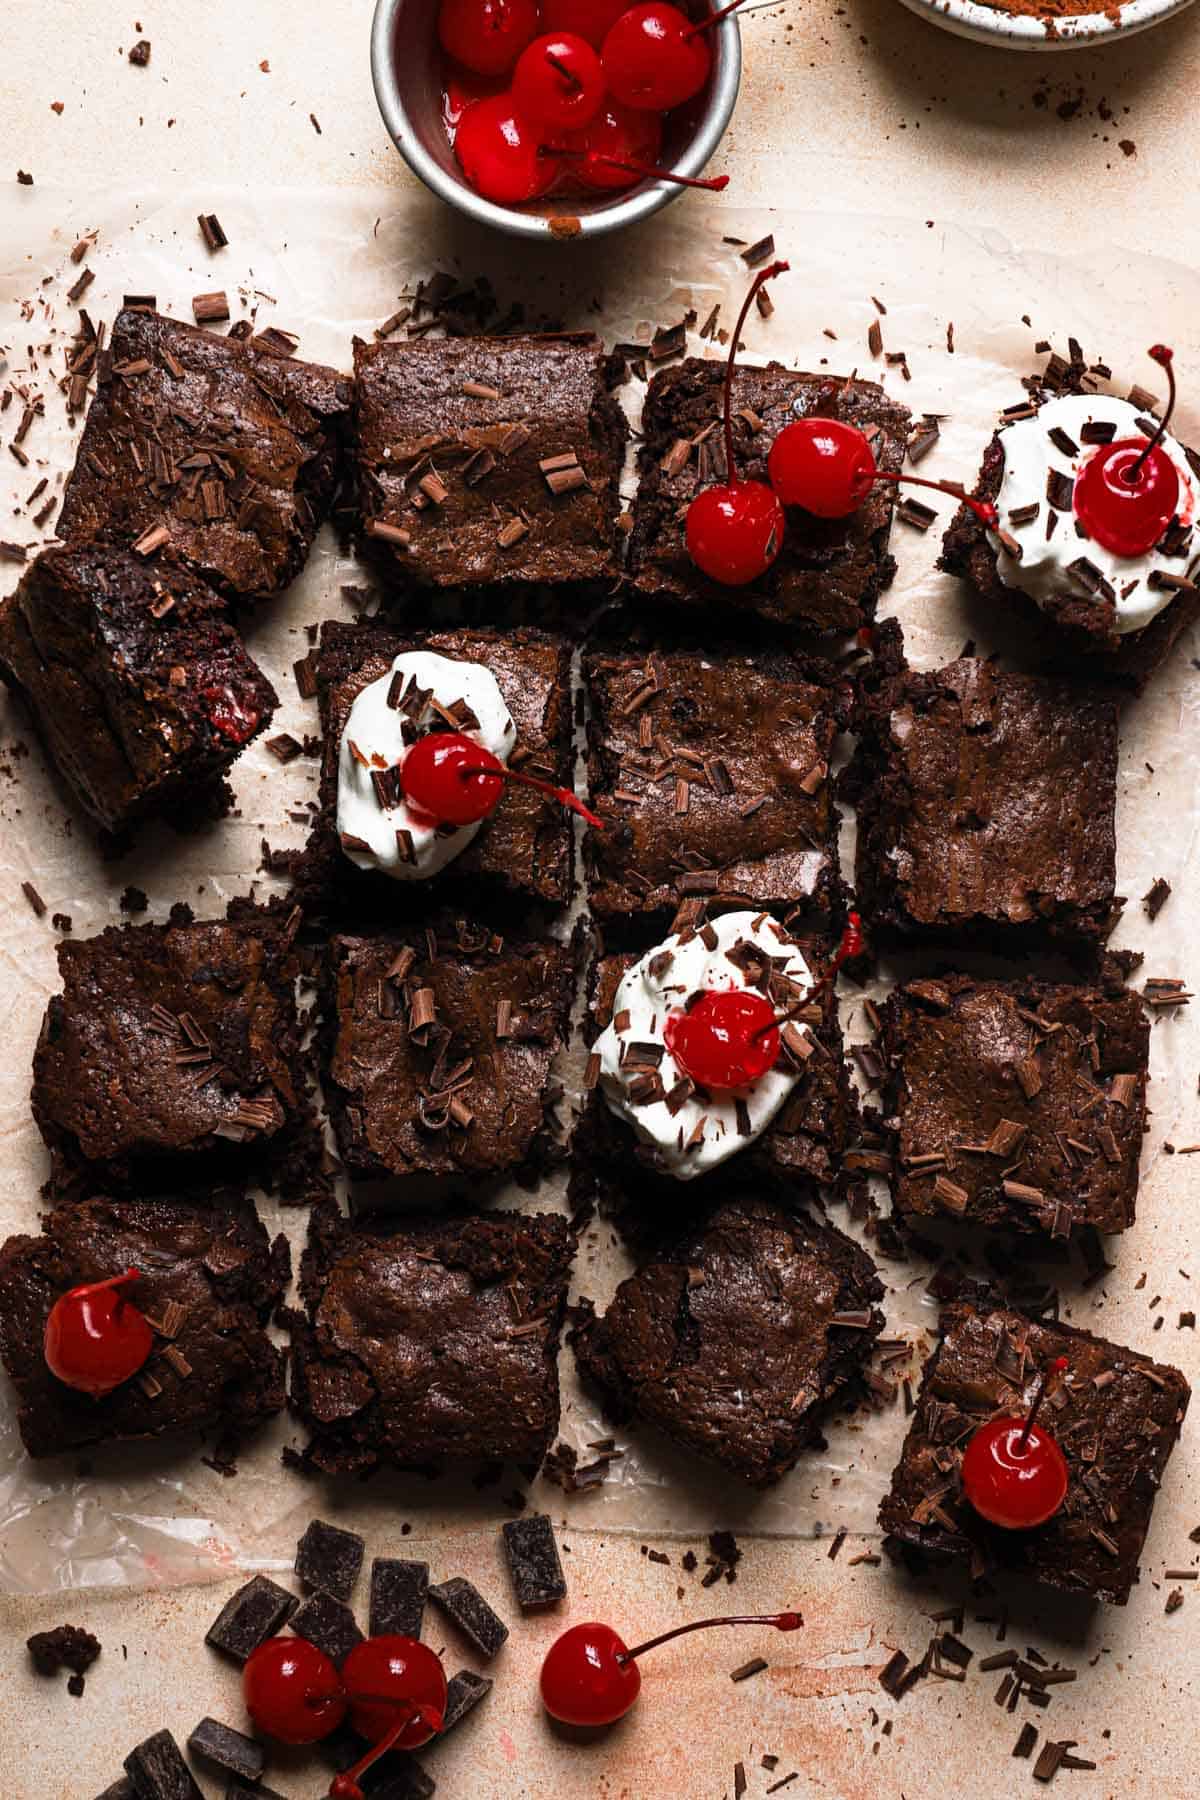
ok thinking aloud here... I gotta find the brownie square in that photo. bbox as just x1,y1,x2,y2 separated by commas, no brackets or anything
320,917,576,1187
583,641,849,919
573,1194,883,1487
289,1201,574,1475
0,544,277,832
32,908,314,1196
297,620,574,916
354,332,626,592
847,624,1120,950
941,348,1200,690
577,907,853,1190
880,972,1148,1238
878,1299,1190,1604
629,359,910,633
0,1194,288,1459
58,307,351,600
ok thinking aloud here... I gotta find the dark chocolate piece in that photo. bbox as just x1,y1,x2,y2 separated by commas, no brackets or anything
295,1519,365,1602
94,1782,136,1800
369,1559,430,1639
368,1760,437,1800
186,1719,265,1784
123,1729,203,1800
427,1577,509,1661
440,1669,493,1735
501,1513,567,1610
205,1576,298,1664
289,1592,363,1668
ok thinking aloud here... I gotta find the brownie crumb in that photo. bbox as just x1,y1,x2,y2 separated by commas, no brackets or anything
128,39,151,65
27,1625,101,1683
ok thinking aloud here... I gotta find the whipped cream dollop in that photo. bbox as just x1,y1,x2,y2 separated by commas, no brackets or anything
989,393,1197,635
594,909,814,1180
336,650,516,882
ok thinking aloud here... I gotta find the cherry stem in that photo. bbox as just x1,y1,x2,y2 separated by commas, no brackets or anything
684,0,748,39
748,912,863,1045
545,50,583,92
82,1268,141,1311
1018,1356,1070,1450
1128,345,1176,484
617,1611,802,1666
557,148,729,191
330,1698,444,1800
719,260,790,491
460,762,605,832
873,470,997,530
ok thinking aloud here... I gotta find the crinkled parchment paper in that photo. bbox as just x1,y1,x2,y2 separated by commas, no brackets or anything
0,186,1196,1594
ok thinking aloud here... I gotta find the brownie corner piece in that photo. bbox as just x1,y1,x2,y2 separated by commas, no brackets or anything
58,306,351,599
850,650,1119,949
0,543,276,832
288,1202,574,1476
881,972,1148,1238
320,917,575,1186
353,331,626,591
629,357,910,632
573,1193,883,1487
583,640,848,919
31,908,313,1193
879,1301,1190,1605
0,1193,287,1460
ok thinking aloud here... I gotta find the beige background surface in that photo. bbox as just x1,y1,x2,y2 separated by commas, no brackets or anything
2,4,1200,1798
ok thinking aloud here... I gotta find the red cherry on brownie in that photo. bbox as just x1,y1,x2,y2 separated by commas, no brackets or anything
961,1356,1070,1531
43,1268,154,1399
399,730,604,831
438,0,539,76
1073,345,1182,557
243,1638,347,1746
541,1612,803,1727
664,989,781,1091
512,32,606,131
769,411,999,529
454,94,561,203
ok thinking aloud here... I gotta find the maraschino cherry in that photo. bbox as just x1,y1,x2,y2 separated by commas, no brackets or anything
512,32,606,132
327,1636,448,1800
602,0,745,112
243,1637,347,1746
455,95,561,204
399,730,604,829
43,1269,154,1399
663,912,864,1094
685,261,790,587
541,1610,802,1727
438,0,539,76
1074,345,1182,557
543,0,630,48
768,413,998,529
960,1356,1070,1531
560,101,663,189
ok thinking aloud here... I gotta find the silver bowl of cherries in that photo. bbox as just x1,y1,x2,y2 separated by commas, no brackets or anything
371,0,742,240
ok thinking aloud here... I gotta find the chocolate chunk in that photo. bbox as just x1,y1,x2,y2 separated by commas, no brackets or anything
1143,876,1171,920
205,1577,297,1663
427,1577,509,1660
369,1558,429,1639
367,1759,437,1800
186,1719,265,1783
123,1729,203,1800
501,1513,567,1610
289,1592,363,1668
223,1785,291,1800
295,1518,366,1601
95,1783,135,1800
441,1668,493,1735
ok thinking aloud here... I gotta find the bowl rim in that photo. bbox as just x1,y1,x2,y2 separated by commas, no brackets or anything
894,0,1195,48
370,0,742,240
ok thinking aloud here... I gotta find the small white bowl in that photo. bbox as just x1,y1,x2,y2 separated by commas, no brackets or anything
895,0,1195,51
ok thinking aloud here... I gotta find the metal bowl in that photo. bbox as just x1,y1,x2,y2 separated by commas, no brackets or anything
370,0,741,241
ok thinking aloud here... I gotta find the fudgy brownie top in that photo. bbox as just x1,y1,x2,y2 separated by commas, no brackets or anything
58,307,351,598
849,629,1119,947
354,332,626,589
0,1194,288,1458
629,359,910,633
290,1201,574,1475
583,642,849,918
572,1194,883,1487
0,544,276,829
320,918,576,1183
879,1299,1189,1605
881,972,1148,1238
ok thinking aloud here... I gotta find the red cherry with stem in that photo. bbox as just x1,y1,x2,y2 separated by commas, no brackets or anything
455,95,561,204
1074,346,1183,557
541,1611,803,1727
513,33,606,132
400,731,604,830
243,1638,347,1746
543,0,630,49
560,102,663,189
43,1269,154,1399
961,1356,1070,1531
324,1636,447,1800
768,415,998,529
664,989,780,1091
556,144,728,191
438,0,539,77
685,261,790,587
602,0,746,112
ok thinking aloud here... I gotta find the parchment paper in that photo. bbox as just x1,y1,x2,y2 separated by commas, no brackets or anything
1,186,1196,1594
